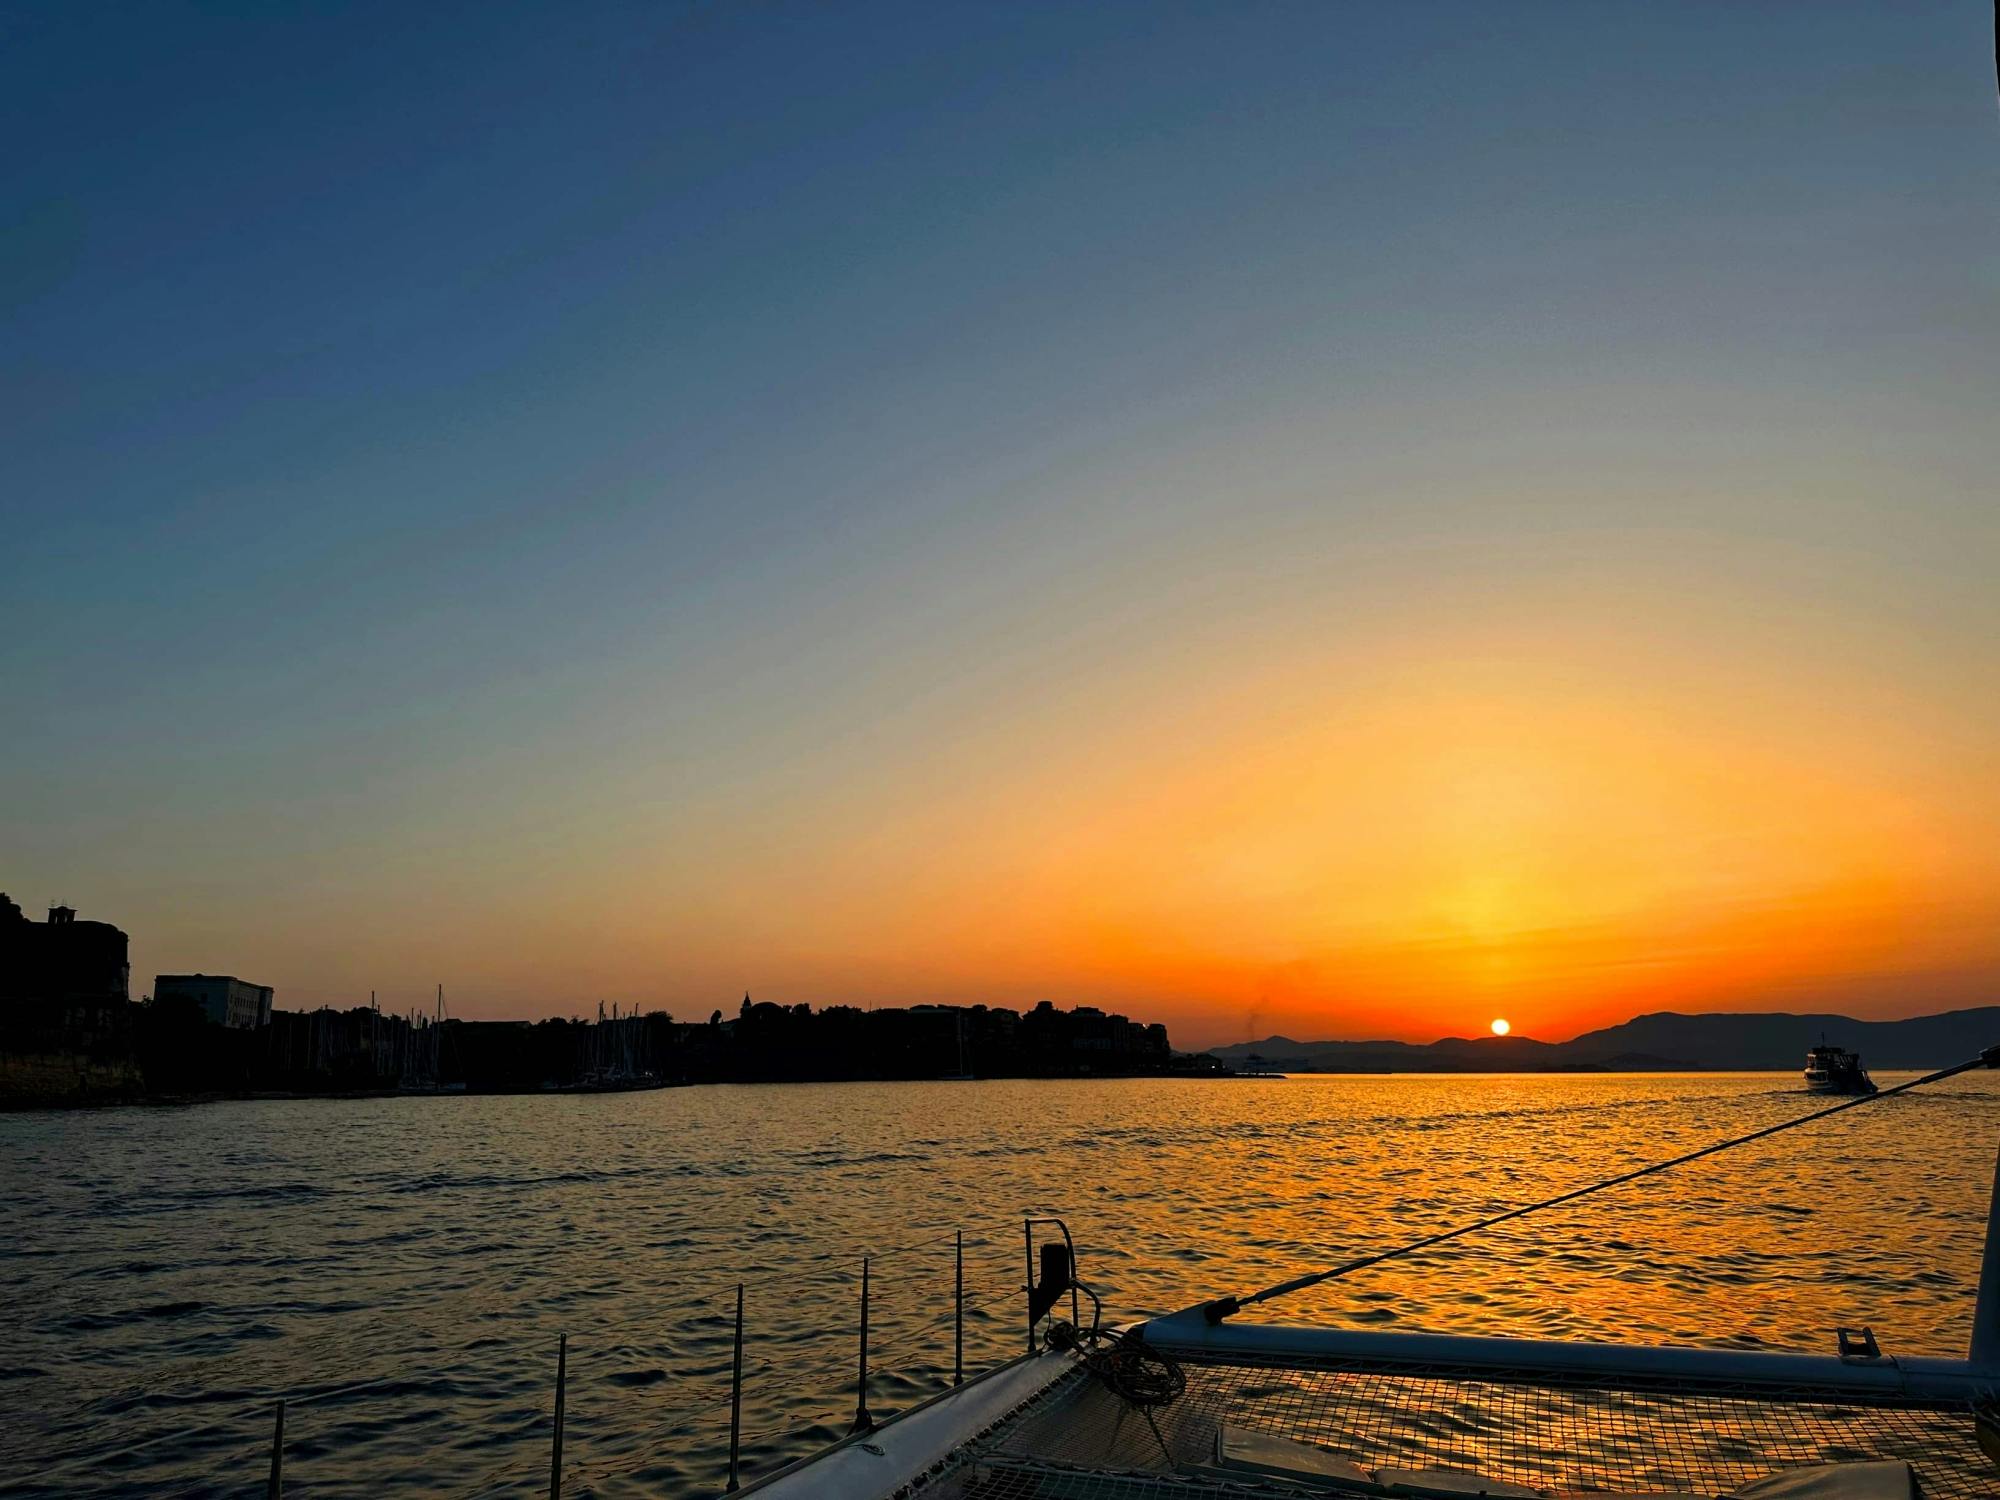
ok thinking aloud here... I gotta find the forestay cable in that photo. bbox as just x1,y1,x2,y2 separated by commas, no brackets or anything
1201,1044,2000,1324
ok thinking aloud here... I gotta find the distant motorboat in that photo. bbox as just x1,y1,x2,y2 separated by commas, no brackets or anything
1804,1043,1877,1095
1227,1052,1286,1079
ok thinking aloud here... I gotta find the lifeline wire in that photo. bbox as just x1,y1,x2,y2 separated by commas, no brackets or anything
1203,1044,2000,1323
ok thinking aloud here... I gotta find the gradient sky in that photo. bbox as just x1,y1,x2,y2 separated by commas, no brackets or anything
5,3,1998,1048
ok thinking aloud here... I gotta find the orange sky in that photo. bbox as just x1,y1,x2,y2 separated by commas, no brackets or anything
53,477,2000,1052
211,582,1992,1052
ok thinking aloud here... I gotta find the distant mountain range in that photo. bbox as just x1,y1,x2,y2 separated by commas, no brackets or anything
1208,1006,2000,1073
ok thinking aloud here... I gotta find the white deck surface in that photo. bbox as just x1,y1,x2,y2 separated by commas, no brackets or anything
738,1349,1074,1499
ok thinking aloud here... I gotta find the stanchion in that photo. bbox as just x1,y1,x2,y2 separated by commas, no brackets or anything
265,1399,284,1499
549,1333,567,1499
727,1284,745,1491
850,1257,873,1434
1023,1220,1036,1353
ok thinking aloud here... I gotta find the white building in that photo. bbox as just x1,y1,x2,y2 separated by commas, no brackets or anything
154,973,274,1029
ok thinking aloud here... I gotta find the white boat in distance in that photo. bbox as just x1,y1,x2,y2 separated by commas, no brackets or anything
727,1048,2000,1500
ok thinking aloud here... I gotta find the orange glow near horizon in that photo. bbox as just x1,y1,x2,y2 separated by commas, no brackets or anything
123,565,2000,1053
402,612,1998,1053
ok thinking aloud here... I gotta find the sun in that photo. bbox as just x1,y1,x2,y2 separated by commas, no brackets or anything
1490,1017,1511,1036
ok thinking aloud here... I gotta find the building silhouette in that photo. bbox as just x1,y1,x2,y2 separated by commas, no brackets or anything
0,893,129,1011
0,893,140,1104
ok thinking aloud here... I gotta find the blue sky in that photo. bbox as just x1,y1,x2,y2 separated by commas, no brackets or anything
4,3,1997,1042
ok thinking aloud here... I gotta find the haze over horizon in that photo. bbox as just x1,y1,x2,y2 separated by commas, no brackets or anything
7,3,1999,1053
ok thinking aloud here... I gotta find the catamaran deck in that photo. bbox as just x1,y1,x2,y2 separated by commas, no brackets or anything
740,1057,2000,1500
946,1355,1996,1499
741,1330,1999,1499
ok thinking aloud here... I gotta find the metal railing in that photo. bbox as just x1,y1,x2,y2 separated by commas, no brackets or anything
9,1223,1038,1499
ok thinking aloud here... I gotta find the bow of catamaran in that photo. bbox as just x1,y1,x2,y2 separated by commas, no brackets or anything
733,1048,2000,1499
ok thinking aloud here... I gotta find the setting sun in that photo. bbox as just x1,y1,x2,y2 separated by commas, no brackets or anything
1490,1018,1512,1037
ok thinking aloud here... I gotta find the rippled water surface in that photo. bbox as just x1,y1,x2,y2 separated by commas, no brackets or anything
2,1072,1995,1496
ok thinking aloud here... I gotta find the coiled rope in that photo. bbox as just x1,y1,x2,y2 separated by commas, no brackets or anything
1202,1044,2000,1324
1049,1320,1187,1406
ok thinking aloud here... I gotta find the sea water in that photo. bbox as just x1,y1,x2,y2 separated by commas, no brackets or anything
2,1071,1993,1496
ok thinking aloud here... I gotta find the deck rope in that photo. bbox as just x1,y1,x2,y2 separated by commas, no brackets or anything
1202,1044,2000,1324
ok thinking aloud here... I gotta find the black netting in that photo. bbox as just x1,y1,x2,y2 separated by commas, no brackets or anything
911,1356,1997,1500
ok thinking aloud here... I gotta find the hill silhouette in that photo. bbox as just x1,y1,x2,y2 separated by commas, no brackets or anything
1210,1006,2000,1072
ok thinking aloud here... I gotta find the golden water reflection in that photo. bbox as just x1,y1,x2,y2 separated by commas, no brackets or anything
2,1071,1993,1495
